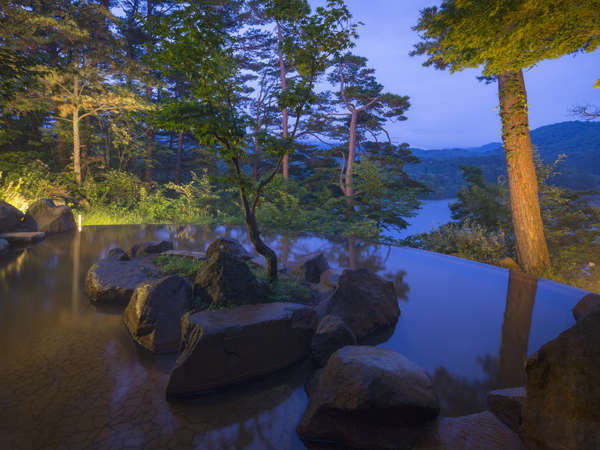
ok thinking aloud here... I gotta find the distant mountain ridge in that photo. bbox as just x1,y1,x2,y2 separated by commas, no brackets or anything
405,121,600,199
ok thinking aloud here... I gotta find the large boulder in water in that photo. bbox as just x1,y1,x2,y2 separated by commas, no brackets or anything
521,310,600,450
206,237,252,261
297,346,440,449
193,251,268,308
123,275,192,353
166,302,316,396
24,198,75,233
324,268,399,340
292,252,329,283
310,314,356,367
0,201,24,232
572,293,600,321
129,240,173,258
85,260,156,305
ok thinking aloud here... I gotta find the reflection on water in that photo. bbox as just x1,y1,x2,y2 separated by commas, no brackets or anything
0,225,585,449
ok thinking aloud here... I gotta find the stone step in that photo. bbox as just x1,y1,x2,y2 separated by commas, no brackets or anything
0,232,46,244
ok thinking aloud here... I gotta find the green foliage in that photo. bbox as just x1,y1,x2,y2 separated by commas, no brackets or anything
412,0,600,76
83,170,143,210
403,220,512,265
165,170,220,221
0,159,73,211
450,165,511,230
153,255,205,279
250,265,313,304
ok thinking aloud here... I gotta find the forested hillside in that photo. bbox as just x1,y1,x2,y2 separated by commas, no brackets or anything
407,121,600,198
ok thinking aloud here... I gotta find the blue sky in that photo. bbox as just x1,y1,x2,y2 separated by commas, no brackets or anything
310,0,600,149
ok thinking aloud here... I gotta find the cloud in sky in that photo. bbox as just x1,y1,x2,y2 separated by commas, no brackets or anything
310,0,600,149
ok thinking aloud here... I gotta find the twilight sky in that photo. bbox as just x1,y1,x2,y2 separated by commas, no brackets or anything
310,0,600,149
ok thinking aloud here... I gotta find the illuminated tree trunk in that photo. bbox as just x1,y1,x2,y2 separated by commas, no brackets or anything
239,189,278,281
73,75,82,186
498,70,550,275
342,109,358,207
175,131,183,184
277,21,290,180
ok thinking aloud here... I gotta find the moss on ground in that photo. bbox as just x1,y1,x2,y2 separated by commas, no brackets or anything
153,254,205,279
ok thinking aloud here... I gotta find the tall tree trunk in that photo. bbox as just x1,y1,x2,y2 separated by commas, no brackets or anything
347,236,357,270
277,21,290,180
498,270,537,387
498,70,550,275
239,188,278,281
73,75,82,186
344,109,358,207
104,125,110,170
175,131,183,184
144,0,154,184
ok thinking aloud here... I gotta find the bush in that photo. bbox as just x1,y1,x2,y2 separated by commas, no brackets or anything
82,170,143,209
0,159,72,211
404,220,512,265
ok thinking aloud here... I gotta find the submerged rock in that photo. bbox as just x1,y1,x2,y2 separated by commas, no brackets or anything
522,310,600,450
310,314,356,367
123,275,192,353
166,302,316,396
206,237,252,261
324,268,399,340
0,232,46,244
572,293,600,321
24,198,75,233
297,346,439,449
292,253,329,283
129,240,173,258
487,387,526,434
194,251,268,308
104,247,130,261
85,260,155,305
0,201,24,232
414,411,525,450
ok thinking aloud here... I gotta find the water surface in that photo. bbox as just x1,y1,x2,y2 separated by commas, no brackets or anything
0,225,585,449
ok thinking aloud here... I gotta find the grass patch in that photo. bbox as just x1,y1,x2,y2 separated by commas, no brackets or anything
250,265,313,304
153,254,205,278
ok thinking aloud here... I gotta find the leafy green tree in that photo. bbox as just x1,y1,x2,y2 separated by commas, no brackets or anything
450,165,511,231
412,0,600,275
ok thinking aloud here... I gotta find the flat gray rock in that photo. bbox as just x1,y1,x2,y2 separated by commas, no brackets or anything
84,259,156,305
0,232,46,244
166,302,316,396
